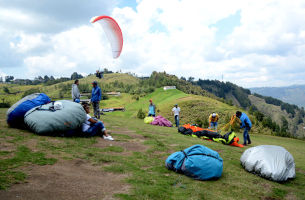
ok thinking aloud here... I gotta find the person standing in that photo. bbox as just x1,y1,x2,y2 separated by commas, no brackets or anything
72,79,80,103
148,99,156,117
236,111,252,145
209,112,219,131
172,104,181,127
91,81,102,119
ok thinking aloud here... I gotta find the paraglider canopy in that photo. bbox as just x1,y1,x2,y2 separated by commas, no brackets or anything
91,15,123,59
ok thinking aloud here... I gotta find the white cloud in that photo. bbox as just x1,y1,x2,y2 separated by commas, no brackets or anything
1,0,305,87
10,33,47,53
22,25,121,78
113,0,305,87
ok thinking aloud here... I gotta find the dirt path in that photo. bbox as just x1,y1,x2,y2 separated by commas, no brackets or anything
0,127,146,200
0,159,129,200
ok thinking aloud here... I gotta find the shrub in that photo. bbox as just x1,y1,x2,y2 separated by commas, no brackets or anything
102,94,109,100
195,118,203,127
0,102,10,108
203,119,209,128
137,108,146,119
3,87,10,94
22,88,40,98
132,95,139,101
78,83,91,93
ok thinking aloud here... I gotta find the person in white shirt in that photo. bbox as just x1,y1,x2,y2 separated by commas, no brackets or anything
82,103,114,140
172,104,181,127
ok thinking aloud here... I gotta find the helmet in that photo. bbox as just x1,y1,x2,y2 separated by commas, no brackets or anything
54,101,64,110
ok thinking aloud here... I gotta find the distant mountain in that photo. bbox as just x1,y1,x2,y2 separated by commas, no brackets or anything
249,85,305,108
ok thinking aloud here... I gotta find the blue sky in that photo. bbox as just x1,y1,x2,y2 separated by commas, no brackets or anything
0,0,305,88
210,10,241,43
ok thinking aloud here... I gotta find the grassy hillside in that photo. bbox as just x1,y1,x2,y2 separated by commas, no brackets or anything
1,74,305,199
102,88,274,136
1,107,305,199
0,73,139,105
190,79,305,138
249,95,305,138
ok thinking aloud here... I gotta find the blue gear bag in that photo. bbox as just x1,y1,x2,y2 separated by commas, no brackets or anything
165,144,223,180
7,93,51,127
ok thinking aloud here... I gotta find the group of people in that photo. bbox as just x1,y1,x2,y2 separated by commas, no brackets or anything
72,79,113,140
207,111,252,146
72,80,252,145
148,99,252,146
147,99,181,128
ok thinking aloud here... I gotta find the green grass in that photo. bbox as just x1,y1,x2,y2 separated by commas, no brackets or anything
0,73,139,106
1,79,305,199
0,145,57,189
102,115,305,200
1,107,305,199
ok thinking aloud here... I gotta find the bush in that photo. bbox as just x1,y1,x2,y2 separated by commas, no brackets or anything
3,87,10,94
0,102,10,108
137,108,146,119
195,118,209,128
78,84,91,93
102,94,109,100
22,88,40,98
203,119,209,128
195,118,203,127
132,95,140,101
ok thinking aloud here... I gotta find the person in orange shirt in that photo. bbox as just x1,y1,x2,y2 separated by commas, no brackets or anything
209,112,219,131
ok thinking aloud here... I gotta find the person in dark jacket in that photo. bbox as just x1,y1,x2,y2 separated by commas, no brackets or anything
91,81,102,119
236,111,252,145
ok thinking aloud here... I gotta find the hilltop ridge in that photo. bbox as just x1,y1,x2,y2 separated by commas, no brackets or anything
1,71,304,138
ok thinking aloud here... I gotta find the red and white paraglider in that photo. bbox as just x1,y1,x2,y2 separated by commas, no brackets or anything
90,16,123,59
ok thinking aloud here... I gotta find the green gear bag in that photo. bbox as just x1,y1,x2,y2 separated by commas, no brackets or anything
24,100,86,135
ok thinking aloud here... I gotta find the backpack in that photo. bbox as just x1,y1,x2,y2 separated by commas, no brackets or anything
165,144,223,180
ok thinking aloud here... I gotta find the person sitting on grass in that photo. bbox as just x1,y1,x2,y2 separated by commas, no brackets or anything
82,103,114,141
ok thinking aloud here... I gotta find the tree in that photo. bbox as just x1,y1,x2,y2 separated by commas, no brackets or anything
281,116,289,133
180,76,186,81
254,111,264,122
43,75,50,82
5,76,14,82
70,72,83,80
249,105,258,114
187,77,195,82
37,76,43,81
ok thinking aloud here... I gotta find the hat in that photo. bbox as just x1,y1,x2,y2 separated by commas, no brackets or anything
236,111,242,118
212,113,216,117
92,81,97,85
